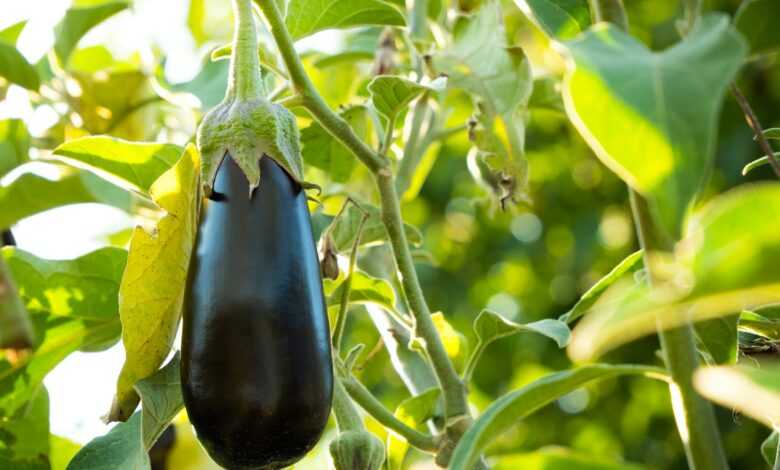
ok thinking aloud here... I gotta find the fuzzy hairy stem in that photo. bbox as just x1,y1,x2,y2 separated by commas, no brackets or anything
333,378,364,432
630,191,728,470
227,0,264,100
253,0,471,437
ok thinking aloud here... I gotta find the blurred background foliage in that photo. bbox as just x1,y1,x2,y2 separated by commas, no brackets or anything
0,0,777,468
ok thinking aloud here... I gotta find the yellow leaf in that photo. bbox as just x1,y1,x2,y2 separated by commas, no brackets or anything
109,144,200,421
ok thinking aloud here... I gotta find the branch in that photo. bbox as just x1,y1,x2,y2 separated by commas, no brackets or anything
730,84,780,178
341,371,437,451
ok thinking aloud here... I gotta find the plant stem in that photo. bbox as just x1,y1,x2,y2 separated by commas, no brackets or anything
254,0,385,173
589,0,628,31
341,372,437,451
333,209,369,351
730,84,780,178
410,0,428,41
774,432,780,470
375,171,470,421
333,377,364,431
461,342,486,385
630,191,728,470
254,0,471,428
228,0,264,100
681,0,701,34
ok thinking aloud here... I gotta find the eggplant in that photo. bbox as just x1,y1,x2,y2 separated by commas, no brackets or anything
182,155,333,470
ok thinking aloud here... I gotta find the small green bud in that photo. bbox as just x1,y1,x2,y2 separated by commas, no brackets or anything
329,430,385,470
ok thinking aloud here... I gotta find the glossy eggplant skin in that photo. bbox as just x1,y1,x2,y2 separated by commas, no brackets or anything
182,155,333,470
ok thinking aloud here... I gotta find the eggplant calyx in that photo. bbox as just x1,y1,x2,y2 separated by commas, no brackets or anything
196,97,304,198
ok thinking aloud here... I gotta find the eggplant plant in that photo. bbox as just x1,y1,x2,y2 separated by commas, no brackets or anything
1,0,780,469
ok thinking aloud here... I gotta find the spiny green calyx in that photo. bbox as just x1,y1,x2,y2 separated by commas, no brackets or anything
197,98,303,197
196,0,304,197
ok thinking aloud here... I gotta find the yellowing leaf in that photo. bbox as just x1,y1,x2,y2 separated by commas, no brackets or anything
109,145,200,421
431,312,468,371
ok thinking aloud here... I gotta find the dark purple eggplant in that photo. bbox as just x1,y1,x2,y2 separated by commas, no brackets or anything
182,155,333,470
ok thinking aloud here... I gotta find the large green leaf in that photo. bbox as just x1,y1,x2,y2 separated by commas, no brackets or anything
54,1,129,65
562,14,747,239
110,146,199,422
387,388,441,470
695,364,780,429
52,137,183,194
0,171,137,230
734,0,780,57
326,201,423,253
0,247,126,417
695,315,738,365
569,183,780,361
0,43,39,91
285,0,405,40
515,0,591,41
0,119,30,178
474,310,570,348
0,21,27,45
449,365,668,470
325,270,396,313
68,354,183,470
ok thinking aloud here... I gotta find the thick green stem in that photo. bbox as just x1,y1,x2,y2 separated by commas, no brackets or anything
254,0,386,172
333,378,364,432
254,0,471,429
342,372,437,451
630,191,728,470
375,170,470,422
227,0,264,100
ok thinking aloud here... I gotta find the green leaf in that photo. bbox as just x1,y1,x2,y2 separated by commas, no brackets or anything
110,146,200,422
695,364,780,429
761,431,778,468
69,353,182,470
741,153,778,176
434,3,532,117
0,247,126,417
285,0,405,40
0,120,29,178
431,312,469,370
0,387,49,468
301,106,367,183
54,1,129,65
569,183,780,361
326,270,396,313
158,59,229,111
560,250,643,324
0,21,27,45
515,0,591,40
329,201,422,253
494,447,646,470
187,0,206,45
475,310,570,348
562,14,747,239
0,171,137,230
52,137,183,194
387,388,441,470
695,315,738,365
0,43,40,91
367,75,446,123
734,0,780,57
449,365,668,470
